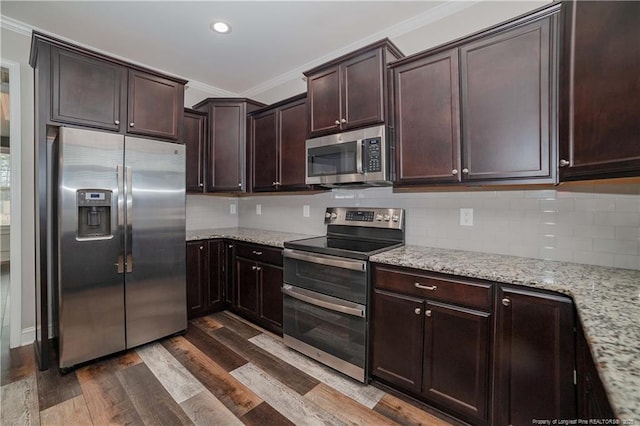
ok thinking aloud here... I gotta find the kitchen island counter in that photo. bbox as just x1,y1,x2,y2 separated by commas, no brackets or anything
371,245,640,419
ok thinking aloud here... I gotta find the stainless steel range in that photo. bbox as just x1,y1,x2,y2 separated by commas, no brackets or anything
282,207,405,382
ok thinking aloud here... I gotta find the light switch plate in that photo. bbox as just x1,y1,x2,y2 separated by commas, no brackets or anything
460,208,473,226
303,205,310,217
230,203,237,215
256,204,262,215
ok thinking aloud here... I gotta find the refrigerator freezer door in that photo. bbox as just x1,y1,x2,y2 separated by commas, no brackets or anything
58,127,126,368
124,137,187,348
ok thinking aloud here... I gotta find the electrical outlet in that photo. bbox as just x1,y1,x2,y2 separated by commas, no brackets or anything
256,204,262,215
303,205,310,217
230,203,237,215
460,208,473,226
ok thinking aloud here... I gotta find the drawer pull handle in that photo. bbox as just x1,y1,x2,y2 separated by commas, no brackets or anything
502,298,511,307
252,251,263,255
415,283,437,291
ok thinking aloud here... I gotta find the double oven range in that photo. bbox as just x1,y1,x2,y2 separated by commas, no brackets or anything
283,207,405,382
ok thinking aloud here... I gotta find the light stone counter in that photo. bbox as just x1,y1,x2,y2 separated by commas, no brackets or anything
186,227,315,248
370,245,640,419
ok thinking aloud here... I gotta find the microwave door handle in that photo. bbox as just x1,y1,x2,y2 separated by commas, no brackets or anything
282,285,365,318
356,139,364,174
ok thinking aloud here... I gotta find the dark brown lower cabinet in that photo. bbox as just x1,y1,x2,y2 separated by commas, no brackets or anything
494,286,576,425
372,283,491,424
186,239,225,319
234,243,284,335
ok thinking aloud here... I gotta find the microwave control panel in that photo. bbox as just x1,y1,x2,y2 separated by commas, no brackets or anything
364,137,382,173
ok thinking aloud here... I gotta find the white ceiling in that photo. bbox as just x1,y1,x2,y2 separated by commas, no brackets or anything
0,1,475,98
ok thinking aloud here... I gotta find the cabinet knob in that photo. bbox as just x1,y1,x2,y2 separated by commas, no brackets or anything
559,159,570,167
340,118,347,124
199,183,204,187
334,120,340,125
253,266,262,271
199,245,204,251
425,310,432,317
114,120,120,125
252,251,262,255
462,168,469,174
228,244,233,248
414,307,421,315
502,298,511,307
129,122,135,127
238,183,242,187
452,169,458,175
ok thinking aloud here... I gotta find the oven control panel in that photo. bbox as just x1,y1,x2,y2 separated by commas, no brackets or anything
324,207,404,229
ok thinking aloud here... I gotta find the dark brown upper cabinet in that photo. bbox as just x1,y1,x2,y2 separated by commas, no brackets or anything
183,108,207,192
127,70,183,141
51,46,126,132
304,39,403,138
559,1,640,180
193,98,265,193
249,94,311,192
41,34,186,142
391,4,560,187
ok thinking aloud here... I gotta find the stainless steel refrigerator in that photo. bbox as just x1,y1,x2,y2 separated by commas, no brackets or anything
56,126,186,369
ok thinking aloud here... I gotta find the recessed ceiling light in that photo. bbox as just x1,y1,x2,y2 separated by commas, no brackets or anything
210,21,231,34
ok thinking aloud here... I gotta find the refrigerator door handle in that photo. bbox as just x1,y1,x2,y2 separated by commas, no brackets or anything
125,166,133,273
116,165,125,274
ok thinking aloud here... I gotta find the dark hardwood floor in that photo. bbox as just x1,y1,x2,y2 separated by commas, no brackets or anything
1,310,455,425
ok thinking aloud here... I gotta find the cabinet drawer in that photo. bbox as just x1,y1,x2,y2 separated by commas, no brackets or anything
235,242,283,266
373,265,492,311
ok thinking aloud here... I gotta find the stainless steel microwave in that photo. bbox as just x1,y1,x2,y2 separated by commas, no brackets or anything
305,125,392,187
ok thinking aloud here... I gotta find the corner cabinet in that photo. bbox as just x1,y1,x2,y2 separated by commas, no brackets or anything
186,239,227,319
371,265,492,425
493,286,576,425
559,1,640,180
43,35,185,141
234,242,284,335
249,94,312,192
391,4,559,186
193,98,265,193
304,39,403,138
183,108,207,192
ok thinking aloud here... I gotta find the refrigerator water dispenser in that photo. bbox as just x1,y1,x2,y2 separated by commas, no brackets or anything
76,189,112,239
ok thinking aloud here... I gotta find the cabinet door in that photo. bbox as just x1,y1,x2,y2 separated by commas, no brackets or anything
208,103,244,192
183,110,206,192
51,47,125,131
258,263,284,334
235,258,259,318
308,66,341,136
278,98,308,189
186,241,208,319
394,50,461,184
423,301,490,422
371,289,424,394
251,110,278,191
460,16,555,182
342,48,385,130
494,287,575,425
207,240,224,310
128,70,183,141
560,1,640,180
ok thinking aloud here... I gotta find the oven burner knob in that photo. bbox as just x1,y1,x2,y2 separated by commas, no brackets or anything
383,214,390,222
330,212,338,219
325,212,331,219
392,215,399,222
376,214,383,221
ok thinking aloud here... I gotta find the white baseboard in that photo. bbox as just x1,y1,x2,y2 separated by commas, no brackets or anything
20,324,55,347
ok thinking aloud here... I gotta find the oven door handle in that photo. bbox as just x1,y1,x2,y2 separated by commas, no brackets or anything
282,285,366,318
283,249,367,272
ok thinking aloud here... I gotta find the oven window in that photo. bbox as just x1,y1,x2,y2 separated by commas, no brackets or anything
284,257,367,304
283,294,366,369
307,141,359,177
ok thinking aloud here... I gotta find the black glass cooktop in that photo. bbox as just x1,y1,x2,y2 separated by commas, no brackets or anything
284,236,402,260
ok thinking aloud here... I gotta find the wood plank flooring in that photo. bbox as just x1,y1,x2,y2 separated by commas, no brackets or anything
0,311,456,425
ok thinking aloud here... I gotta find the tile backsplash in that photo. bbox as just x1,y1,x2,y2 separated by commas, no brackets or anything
187,183,640,270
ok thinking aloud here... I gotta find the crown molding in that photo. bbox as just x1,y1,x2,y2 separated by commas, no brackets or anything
239,0,478,98
0,15,33,36
186,80,237,97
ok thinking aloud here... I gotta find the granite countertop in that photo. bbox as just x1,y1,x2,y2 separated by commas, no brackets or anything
186,227,315,248
370,245,640,419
